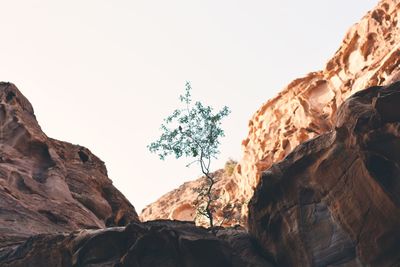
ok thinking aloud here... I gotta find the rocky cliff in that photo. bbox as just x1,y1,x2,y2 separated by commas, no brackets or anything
239,0,400,208
249,82,400,267
141,164,246,226
0,82,139,249
141,0,400,226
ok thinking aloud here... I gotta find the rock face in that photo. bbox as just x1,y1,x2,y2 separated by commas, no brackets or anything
0,82,139,249
249,82,400,267
0,220,273,267
141,166,246,226
239,0,400,203
141,0,400,226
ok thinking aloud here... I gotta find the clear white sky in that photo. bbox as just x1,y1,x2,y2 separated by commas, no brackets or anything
1,0,378,212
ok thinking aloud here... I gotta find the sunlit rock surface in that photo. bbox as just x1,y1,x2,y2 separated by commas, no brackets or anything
239,0,400,204
140,167,247,227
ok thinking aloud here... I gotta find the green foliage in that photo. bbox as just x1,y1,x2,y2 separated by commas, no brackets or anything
148,82,231,231
224,159,237,176
148,82,230,164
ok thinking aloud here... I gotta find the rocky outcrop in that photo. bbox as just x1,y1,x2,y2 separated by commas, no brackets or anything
141,166,246,226
249,82,400,267
239,0,400,204
0,220,273,267
0,82,139,249
141,0,400,226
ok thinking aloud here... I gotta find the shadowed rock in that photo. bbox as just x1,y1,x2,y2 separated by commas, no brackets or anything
0,82,139,249
249,82,400,267
0,220,273,267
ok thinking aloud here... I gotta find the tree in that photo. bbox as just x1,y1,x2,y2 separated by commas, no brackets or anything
148,82,230,231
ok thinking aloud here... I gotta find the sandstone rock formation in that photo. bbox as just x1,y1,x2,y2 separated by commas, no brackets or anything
0,82,139,249
239,0,400,203
0,220,273,267
140,165,246,226
249,82,400,267
141,0,400,226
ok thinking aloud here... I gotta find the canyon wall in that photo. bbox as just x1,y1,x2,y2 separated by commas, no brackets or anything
249,82,400,267
0,82,139,248
239,0,400,199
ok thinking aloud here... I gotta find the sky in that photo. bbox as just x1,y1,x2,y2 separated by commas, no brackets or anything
1,0,378,212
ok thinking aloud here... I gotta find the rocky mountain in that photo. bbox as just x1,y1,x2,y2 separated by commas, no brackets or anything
0,82,139,248
141,0,400,226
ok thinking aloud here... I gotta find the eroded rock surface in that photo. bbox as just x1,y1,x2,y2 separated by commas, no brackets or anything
248,82,400,267
239,0,400,209
141,167,247,226
0,82,139,249
141,0,400,226
0,220,273,267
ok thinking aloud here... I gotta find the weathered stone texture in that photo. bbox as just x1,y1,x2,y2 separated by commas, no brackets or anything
248,82,400,267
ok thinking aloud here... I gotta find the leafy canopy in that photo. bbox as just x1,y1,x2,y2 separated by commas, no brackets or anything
148,82,230,171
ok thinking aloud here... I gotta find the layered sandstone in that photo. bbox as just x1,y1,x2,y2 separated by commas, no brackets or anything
141,0,400,225
141,165,247,226
249,82,400,267
0,82,139,249
239,0,400,199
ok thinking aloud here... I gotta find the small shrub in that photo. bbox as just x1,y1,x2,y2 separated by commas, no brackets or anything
224,159,237,176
